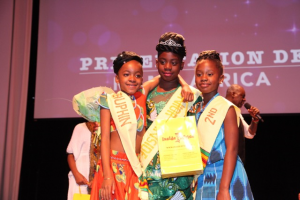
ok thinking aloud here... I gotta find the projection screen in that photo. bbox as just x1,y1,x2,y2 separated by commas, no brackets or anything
34,0,300,118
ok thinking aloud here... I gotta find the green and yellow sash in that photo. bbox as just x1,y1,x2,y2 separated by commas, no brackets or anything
107,91,142,177
140,86,201,171
198,96,240,169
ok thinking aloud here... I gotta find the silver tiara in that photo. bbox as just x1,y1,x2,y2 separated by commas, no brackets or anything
159,38,182,47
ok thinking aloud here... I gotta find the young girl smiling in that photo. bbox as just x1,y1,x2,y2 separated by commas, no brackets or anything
189,50,253,200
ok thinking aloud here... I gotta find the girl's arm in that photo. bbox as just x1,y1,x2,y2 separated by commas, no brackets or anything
217,106,239,200
178,75,194,102
67,154,89,185
100,108,115,200
143,75,160,97
143,75,194,102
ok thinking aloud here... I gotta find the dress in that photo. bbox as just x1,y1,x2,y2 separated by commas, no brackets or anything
190,95,254,200
90,91,146,200
66,123,91,200
143,86,195,200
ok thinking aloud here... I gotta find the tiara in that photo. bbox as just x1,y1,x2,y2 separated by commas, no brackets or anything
159,38,182,47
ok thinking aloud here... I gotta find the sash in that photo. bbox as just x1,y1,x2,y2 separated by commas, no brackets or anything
140,86,201,171
198,96,240,169
107,91,142,177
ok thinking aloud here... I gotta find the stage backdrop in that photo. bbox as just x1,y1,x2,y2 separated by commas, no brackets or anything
34,0,300,118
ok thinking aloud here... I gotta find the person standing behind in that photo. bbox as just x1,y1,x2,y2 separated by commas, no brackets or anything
225,84,260,164
67,121,100,200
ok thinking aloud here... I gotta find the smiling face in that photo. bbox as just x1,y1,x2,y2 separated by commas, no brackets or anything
195,59,224,97
156,52,183,83
115,60,143,95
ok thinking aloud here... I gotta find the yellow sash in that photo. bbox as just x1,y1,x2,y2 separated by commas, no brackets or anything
140,86,201,171
107,91,142,177
198,96,240,165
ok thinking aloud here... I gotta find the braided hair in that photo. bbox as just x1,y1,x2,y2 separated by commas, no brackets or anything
156,32,186,60
113,51,143,74
196,50,224,74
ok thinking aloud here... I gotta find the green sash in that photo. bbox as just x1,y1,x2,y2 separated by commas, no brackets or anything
140,86,201,171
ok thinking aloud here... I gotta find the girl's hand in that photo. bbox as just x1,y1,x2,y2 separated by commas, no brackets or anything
88,180,93,188
181,85,194,102
93,122,100,132
217,188,231,200
74,172,89,185
100,178,115,200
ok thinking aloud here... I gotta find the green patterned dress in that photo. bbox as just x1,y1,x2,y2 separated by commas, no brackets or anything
143,86,195,200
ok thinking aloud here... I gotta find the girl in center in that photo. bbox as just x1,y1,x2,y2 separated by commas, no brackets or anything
141,32,199,200
89,51,193,200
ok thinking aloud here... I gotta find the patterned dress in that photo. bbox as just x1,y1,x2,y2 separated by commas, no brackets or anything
143,86,195,200
90,91,146,200
189,95,254,200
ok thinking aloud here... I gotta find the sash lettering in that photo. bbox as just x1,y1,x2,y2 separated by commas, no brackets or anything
140,86,201,171
205,107,217,125
198,96,241,170
108,92,141,177
141,129,157,159
114,95,131,127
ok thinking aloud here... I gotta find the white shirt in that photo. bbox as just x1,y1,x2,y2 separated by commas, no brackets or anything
66,123,91,200
240,114,256,139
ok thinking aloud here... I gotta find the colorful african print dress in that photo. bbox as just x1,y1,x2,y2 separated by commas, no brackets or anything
89,91,146,200
143,86,195,200
189,94,254,200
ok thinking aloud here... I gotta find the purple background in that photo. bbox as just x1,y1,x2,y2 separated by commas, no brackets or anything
35,0,300,118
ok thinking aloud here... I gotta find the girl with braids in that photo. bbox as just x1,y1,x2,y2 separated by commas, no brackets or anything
188,50,254,200
140,32,200,200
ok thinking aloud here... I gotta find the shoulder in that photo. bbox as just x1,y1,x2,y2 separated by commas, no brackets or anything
74,122,89,133
99,92,109,108
216,96,233,105
71,123,90,138
73,122,88,132
138,87,145,95
216,96,239,112
146,86,157,99
134,91,146,101
224,106,238,126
